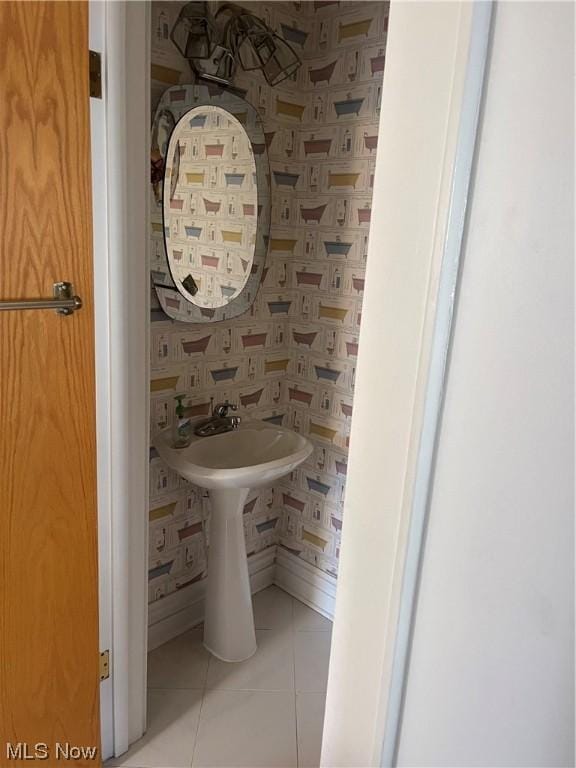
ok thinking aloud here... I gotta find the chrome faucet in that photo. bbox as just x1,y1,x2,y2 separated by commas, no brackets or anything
194,401,241,437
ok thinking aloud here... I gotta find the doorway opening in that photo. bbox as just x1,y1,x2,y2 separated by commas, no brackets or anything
96,1,491,765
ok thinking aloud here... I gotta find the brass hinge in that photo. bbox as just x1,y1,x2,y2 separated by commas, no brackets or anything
99,650,110,681
89,50,102,99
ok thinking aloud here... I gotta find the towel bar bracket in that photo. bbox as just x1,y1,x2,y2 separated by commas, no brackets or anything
0,282,82,315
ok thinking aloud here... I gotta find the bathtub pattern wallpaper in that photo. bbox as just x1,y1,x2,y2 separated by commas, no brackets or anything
149,0,388,606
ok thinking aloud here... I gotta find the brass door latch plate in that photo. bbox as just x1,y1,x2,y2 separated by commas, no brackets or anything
99,650,110,681
89,50,102,99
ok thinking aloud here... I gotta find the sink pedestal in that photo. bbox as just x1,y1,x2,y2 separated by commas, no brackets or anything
203,487,257,662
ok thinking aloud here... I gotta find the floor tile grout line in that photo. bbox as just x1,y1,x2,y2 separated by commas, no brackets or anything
291,595,301,768
203,686,320,692
202,686,327,693
188,652,210,768
147,685,206,690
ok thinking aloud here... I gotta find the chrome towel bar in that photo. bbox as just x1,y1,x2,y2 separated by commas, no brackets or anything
0,282,82,316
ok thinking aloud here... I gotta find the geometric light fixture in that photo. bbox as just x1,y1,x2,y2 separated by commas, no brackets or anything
171,1,302,87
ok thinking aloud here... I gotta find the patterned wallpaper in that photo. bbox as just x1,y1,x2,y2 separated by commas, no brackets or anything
149,0,388,607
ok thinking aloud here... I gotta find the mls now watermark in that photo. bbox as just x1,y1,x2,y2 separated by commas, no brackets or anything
6,743,98,761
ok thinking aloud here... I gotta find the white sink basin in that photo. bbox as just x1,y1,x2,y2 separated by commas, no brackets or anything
154,419,312,490
153,419,312,663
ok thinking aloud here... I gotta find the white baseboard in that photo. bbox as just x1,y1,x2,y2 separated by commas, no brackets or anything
148,547,276,651
274,549,337,621
148,547,338,650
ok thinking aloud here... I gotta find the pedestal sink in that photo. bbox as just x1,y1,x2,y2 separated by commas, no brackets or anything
154,420,313,661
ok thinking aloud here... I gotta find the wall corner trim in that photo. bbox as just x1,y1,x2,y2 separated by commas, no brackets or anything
319,3,493,767
381,3,493,765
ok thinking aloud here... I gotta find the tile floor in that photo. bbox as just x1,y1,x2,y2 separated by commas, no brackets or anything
106,586,332,768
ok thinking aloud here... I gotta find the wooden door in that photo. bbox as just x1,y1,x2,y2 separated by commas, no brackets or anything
0,2,101,764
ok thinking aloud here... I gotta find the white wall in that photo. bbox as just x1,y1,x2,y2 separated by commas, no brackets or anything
397,3,574,766
321,3,485,765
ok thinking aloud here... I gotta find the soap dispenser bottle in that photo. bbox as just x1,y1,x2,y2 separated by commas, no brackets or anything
173,394,192,448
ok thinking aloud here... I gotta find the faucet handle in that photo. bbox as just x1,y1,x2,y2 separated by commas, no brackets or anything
213,401,237,418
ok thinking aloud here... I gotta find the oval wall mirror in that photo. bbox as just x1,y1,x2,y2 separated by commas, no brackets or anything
150,85,270,323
